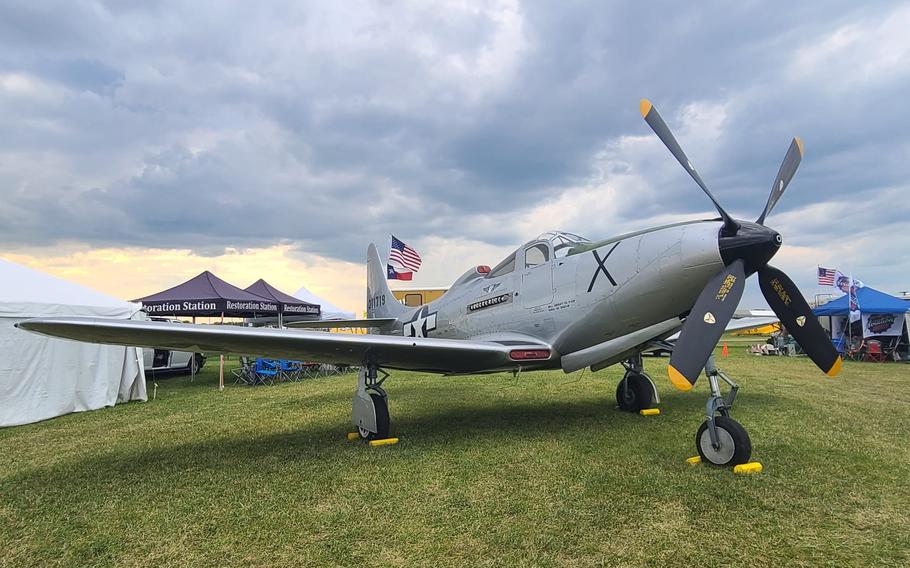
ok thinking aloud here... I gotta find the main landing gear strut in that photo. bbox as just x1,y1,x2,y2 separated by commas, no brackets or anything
695,356,751,466
352,363,391,440
616,354,660,412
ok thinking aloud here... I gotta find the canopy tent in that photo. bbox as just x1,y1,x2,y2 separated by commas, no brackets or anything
813,286,909,316
135,271,279,317
244,279,320,316
135,271,281,390
292,285,355,320
0,258,146,427
814,286,909,341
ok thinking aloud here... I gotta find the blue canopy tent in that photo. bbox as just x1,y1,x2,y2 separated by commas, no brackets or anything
813,287,909,359
813,286,909,316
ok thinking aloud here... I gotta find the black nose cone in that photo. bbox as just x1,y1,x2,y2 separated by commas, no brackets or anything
719,221,781,274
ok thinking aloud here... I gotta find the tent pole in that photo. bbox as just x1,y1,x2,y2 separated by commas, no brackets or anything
219,312,225,391
191,315,196,382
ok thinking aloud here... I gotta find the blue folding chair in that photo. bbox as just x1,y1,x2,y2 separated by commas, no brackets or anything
253,358,279,385
278,360,303,382
831,336,847,355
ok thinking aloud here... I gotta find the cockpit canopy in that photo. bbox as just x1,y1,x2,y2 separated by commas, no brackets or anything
535,231,591,258
486,231,591,278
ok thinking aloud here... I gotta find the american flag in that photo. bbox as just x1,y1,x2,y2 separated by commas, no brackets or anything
817,266,836,286
388,235,422,279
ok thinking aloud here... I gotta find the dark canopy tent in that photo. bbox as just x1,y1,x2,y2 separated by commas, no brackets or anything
244,279,320,317
134,271,279,317
134,271,281,389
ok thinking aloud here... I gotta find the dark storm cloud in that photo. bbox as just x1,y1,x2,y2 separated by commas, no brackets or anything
1,0,909,295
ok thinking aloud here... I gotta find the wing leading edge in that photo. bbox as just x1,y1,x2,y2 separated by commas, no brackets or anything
16,317,552,374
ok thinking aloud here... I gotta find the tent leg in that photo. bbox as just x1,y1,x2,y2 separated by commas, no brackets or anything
191,316,196,383
219,312,225,391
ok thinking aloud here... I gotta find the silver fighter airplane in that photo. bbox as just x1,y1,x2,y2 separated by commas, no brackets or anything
17,100,842,467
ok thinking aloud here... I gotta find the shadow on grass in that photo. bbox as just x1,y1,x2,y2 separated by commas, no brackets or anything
5,387,784,493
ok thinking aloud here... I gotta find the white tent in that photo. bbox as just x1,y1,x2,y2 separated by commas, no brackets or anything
0,259,146,427
292,285,356,320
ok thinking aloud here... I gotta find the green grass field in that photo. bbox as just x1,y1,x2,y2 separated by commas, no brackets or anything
2,342,909,567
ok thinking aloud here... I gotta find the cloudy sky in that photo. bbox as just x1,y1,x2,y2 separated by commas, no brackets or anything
2,0,909,313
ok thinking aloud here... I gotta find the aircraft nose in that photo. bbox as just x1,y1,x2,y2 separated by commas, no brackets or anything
718,221,781,274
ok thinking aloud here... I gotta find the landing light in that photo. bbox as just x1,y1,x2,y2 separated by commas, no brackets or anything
509,349,551,360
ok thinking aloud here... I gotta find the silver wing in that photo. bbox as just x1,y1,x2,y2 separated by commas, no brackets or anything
16,317,552,374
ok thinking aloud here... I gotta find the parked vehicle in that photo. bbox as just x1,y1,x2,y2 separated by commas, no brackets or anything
143,317,206,376
143,348,206,377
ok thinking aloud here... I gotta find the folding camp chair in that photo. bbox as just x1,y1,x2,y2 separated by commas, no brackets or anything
278,360,303,382
231,356,257,385
831,336,846,355
253,358,279,385
298,362,322,380
847,338,865,361
864,340,886,362
883,337,902,361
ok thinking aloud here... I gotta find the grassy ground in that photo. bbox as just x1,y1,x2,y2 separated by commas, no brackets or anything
1,343,909,567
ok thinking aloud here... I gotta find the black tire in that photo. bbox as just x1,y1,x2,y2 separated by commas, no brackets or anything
358,393,391,440
186,353,204,374
615,373,654,412
695,416,752,466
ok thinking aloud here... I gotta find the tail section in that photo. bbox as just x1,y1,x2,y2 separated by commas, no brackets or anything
367,243,409,320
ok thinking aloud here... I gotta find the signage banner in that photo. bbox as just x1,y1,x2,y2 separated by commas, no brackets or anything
862,313,905,338
142,298,279,316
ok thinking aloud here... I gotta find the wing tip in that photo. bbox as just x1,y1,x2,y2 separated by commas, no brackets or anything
826,356,842,378
639,99,653,118
668,364,694,391
794,136,804,156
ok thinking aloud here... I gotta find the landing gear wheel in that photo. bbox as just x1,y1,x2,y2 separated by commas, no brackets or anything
695,416,751,466
616,373,653,412
357,393,390,441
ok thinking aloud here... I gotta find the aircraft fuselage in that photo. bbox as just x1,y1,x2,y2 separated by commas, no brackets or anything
371,219,727,371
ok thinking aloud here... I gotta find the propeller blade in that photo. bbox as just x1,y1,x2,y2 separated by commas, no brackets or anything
758,265,842,377
756,137,804,225
668,259,746,391
640,99,739,235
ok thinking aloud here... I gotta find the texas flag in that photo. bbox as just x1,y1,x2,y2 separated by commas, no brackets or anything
387,264,413,281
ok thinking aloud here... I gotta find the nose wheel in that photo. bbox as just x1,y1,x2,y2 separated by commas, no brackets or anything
697,356,752,466
696,415,751,466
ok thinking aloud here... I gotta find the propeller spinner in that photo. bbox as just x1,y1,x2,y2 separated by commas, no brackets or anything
639,99,842,390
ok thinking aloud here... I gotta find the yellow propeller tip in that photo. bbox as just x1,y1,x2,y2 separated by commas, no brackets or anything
639,99,653,118
795,136,805,156
667,365,694,391
826,356,842,378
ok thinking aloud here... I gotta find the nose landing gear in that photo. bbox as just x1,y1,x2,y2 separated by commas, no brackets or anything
695,356,751,466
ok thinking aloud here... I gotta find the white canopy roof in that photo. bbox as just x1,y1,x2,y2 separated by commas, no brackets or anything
292,285,355,320
0,258,140,319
